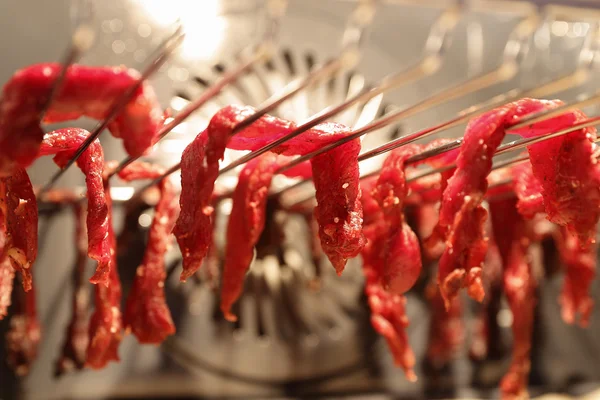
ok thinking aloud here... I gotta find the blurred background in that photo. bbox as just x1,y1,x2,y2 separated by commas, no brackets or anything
1,0,600,398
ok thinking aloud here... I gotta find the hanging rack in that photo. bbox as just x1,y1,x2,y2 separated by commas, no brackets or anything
36,24,186,197
127,3,463,196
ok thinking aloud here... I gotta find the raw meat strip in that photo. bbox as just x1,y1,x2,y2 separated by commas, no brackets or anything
174,105,364,280
429,98,598,307
359,178,416,380
554,227,596,327
55,203,90,376
0,63,163,175
117,161,178,343
86,174,122,369
5,281,41,376
3,166,38,292
40,128,110,285
490,197,537,400
221,152,281,321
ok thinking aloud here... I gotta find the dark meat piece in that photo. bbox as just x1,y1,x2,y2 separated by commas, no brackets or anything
3,166,38,292
554,227,595,327
360,178,416,380
0,258,14,319
0,180,6,259
490,197,537,400
86,174,122,368
429,98,596,307
6,280,41,376
221,153,281,321
175,105,364,280
55,203,90,376
117,161,178,344
40,128,110,285
0,63,163,175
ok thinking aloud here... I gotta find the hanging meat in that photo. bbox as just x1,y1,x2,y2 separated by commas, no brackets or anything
429,98,600,308
85,172,123,369
174,104,364,282
0,63,164,175
55,202,90,376
360,177,416,381
220,152,282,321
5,280,41,376
117,161,178,344
2,167,38,293
39,128,111,286
490,196,537,400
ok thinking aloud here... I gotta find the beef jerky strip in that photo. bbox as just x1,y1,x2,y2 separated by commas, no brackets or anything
220,153,281,321
86,172,122,369
0,63,163,175
5,280,41,376
174,105,364,281
55,203,90,376
429,98,595,308
40,128,110,285
554,227,596,327
117,161,178,344
3,166,38,292
360,178,416,380
490,197,536,400
371,139,457,295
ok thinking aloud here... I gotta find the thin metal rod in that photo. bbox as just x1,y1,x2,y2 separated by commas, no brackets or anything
125,6,460,194
109,48,267,178
40,0,96,120
405,115,600,183
38,25,185,196
273,10,540,174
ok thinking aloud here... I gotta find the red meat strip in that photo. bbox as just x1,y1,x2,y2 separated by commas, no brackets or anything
221,152,281,321
359,178,416,380
425,278,463,367
3,166,38,292
554,227,596,327
86,175,122,369
117,161,178,344
5,281,41,376
0,180,6,259
429,98,597,307
55,203,90,376
470,242,503,362
511,161,545,218
371,145,423,294
490,197,537,400
0,63,163,175
514,103,600,248
0,258,14,319
370,139,458,295
39,128,110,285
174,105,364,280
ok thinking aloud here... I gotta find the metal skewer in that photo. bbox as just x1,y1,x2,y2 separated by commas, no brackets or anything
37,24,186,197
40,0,96,120
125,6,462,194
106,0,299,177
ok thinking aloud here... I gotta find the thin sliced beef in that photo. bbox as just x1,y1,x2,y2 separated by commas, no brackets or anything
117,161,178,343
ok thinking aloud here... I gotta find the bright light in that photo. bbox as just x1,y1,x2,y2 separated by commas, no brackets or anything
137,0,228,60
